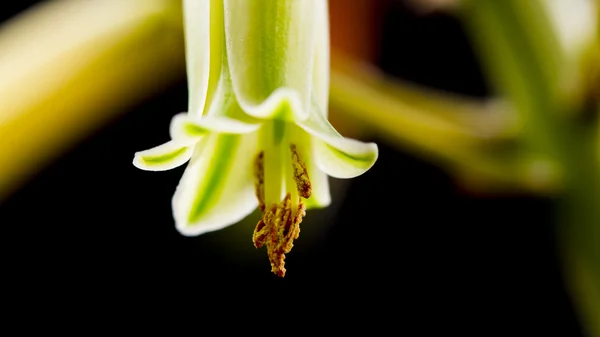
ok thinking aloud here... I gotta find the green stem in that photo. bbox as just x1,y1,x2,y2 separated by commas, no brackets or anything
329,54,545,192
559,123,600,337
460,0,600,334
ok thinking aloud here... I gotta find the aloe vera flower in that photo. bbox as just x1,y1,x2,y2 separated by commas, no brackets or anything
133,0,378,276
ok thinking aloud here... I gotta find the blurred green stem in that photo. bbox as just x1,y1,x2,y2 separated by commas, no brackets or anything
561,122,600,336
329,53,553,193
0,0,185,200
461,0,600,335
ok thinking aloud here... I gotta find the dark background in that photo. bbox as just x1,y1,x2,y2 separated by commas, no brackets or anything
0,1,583,334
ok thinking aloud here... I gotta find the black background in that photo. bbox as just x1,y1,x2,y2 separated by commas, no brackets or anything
0,1,583,334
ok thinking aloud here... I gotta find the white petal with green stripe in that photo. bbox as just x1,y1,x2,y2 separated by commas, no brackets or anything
133,140,192,171
298,102,378,179
224,0,316,120
313,137,379,179
293,130,331,209
172,133,259,236
229,88,304,121
182,0,211,116
169,113,261,144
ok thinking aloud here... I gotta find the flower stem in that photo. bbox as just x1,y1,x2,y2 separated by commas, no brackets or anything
461,0,600,334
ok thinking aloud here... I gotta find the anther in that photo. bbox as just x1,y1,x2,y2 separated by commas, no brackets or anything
290,144,311,199
252,193,305,277
254,151,265,211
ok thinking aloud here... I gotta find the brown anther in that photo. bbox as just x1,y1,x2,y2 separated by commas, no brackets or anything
254,151,265,211
290,144,311,199
252,193,305,277
252,218,269,248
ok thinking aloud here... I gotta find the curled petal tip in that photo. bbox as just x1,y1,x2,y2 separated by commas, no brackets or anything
133,141,192,172
169,113,262,143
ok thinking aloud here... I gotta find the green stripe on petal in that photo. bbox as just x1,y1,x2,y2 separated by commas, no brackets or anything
203,0,225,115
133,140,192,171
224,0,316,119
316,141,378,177
297,101,378,179
183,0,210,116
169,113,261,143
236,88,304,121
312,139,378,179
172,133,259,236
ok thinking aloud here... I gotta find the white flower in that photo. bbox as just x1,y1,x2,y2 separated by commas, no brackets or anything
133,0,378,276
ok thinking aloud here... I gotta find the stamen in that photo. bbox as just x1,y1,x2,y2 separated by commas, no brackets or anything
252,193,305,277
290,144,311,199
254,151,265,211
253,141,312,276
252,218,268,248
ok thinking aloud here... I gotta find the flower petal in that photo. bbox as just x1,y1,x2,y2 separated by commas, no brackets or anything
304,166,331,209
299,1,332,205
182,0,210,116
312,0,330,118
231,88,304,120
224,0,317,120
169,112,261,144
133,140,192,171
293,131,331,208
313,138,378,179
297,102,378,179
172,133,259,236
